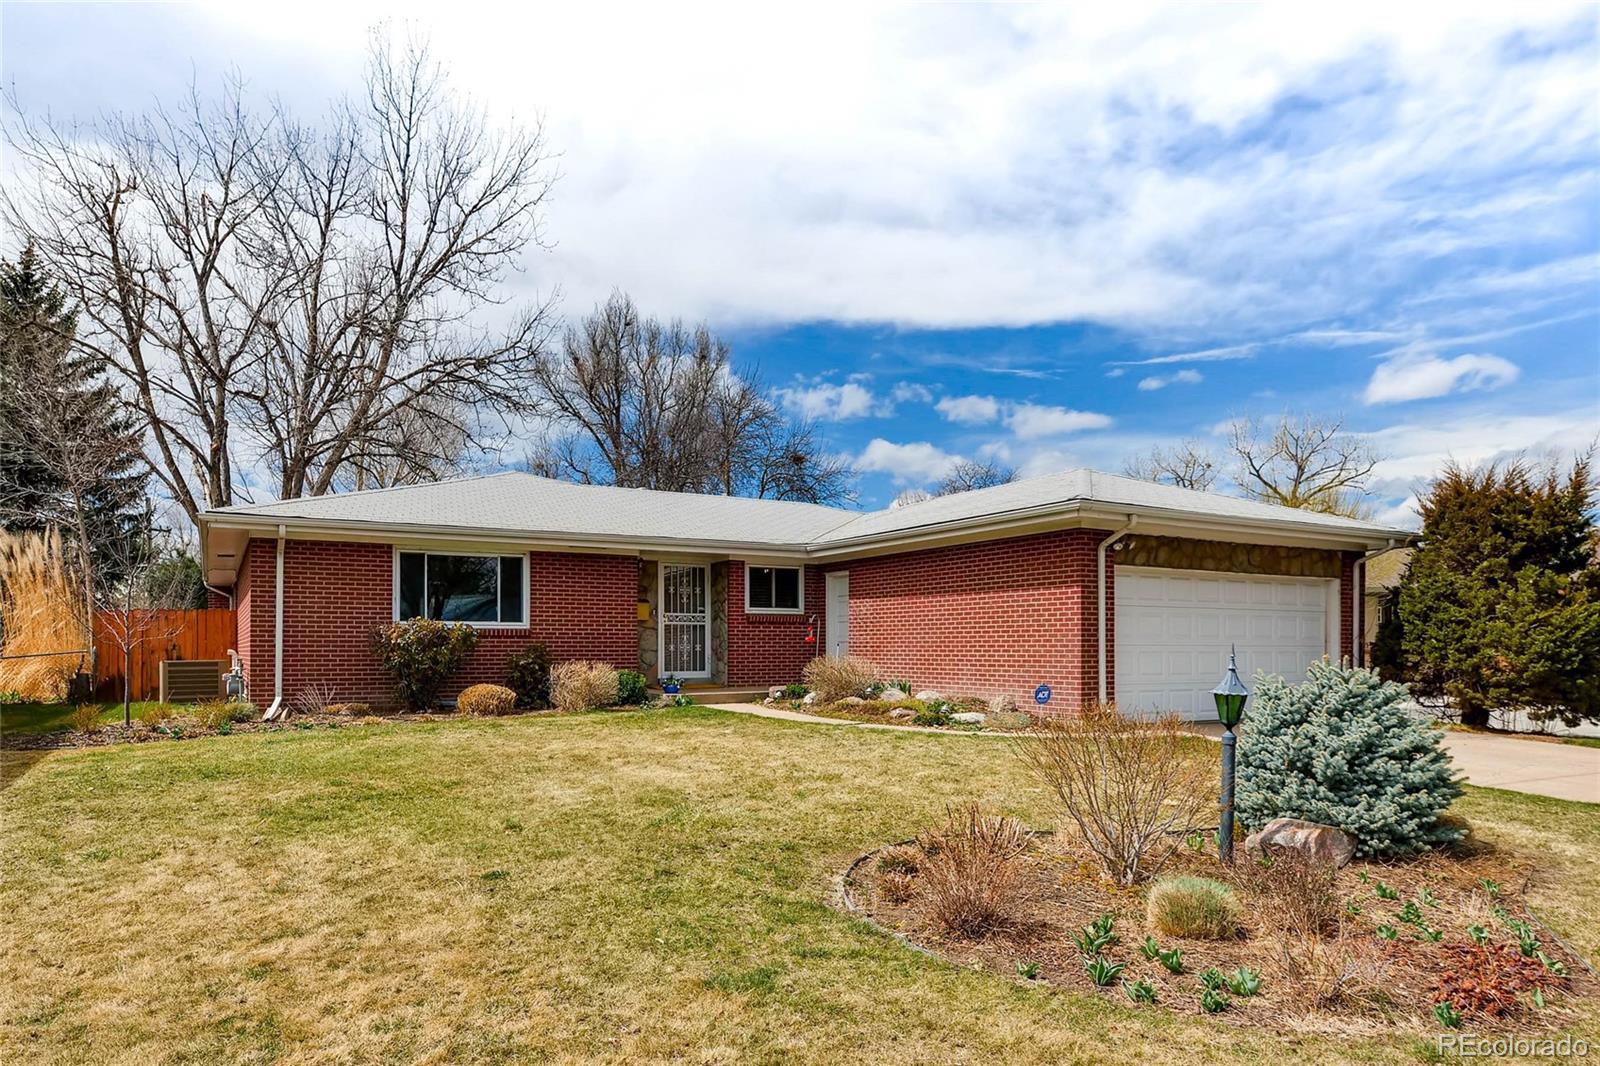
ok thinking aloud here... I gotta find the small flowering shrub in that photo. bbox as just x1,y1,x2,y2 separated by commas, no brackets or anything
370,618,479,711
1237,660,1463,858
456,684,517,716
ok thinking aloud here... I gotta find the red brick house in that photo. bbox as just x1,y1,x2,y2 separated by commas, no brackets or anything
197,470,1409,718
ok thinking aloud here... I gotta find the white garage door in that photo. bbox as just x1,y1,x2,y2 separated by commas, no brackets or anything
1115,567,1334,720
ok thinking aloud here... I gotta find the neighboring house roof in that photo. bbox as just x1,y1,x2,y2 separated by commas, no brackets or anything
1364,546,1414,591
199,469,1414,583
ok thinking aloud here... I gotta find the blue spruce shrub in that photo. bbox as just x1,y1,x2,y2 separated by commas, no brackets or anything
1236,660,1463,858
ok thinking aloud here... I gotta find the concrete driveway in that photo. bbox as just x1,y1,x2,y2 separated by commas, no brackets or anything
1439,731,1599,803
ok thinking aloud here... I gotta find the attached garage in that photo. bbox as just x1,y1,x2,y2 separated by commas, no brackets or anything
1115,566,1337,719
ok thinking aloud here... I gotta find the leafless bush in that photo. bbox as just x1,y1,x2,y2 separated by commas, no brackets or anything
878,871,917,904
1233,850,1362,1004
550,661,620,713
801,655,878,702
456,683,517,717
292,682,337,717
915,803,1035,937
1013,704,1210,885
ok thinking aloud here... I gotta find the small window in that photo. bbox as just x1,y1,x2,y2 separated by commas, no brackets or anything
396,552,526,625
746,565,802,612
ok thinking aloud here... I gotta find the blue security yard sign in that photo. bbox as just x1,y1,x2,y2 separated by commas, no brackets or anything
1034,684,1052,706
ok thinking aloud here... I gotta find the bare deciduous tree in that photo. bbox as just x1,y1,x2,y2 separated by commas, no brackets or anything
1227,413,1381,518
1122,441,1219,491
526,293,855,503
5,29,556,523
934,458,1017,496
94,521,190,726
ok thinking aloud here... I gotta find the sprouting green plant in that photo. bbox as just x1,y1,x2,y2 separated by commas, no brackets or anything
1532,987,1546,1009
1376,924,1399,940
1072,914,1118,956
1374,880,1400,900
1124,979,1157,1005
1518,928,1541,958
1344,898,1363,918
1224,967,1261,997
1478,877,1501,899
1535,951,1568,977
1084,956,1126,987
1358,870,1370,884
1200,987,1230,1013
1198,968,1227,992
1397,900,1424,925
1156,948,1185,975
1414,925,1443,943
1417,887,1441,908
1433,1001,1462,1029
1016,961,1041,980
1185,832,1208,853
1139,935,1161,961
1491,903,1510,922
1467,925,1489,945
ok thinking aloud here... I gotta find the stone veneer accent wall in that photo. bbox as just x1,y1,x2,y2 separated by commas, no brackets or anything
637,560,658,680
1113,535,1343,578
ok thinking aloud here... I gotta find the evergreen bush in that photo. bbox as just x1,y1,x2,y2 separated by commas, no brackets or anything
1236,660,1462,858
504,643,554,709
370,619,479,711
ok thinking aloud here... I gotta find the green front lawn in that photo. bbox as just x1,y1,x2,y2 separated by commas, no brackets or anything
2,706,1596,1064
0,700,185,736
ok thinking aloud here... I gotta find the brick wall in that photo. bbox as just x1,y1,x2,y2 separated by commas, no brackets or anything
205,587,232,610
828,529,1111,713
235,539,638,707
724,562,825,686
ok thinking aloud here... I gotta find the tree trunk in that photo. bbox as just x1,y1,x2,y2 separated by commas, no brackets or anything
1458,705,1491,728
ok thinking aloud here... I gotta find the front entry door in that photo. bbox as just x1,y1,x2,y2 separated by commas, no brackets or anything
660,563,711,678
825,571,849,657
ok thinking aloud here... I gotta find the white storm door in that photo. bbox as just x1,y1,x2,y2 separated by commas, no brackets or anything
825,572,849,657
660,563,710,678
1114,567,1331,720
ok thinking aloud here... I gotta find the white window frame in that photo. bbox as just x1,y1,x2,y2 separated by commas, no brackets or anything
392,547,529,629
744,563,805,615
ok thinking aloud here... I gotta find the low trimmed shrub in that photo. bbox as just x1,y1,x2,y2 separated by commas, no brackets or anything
1237,660,1463,858
615,670,648,705
193,699,248,730
802,655,878,703
68,704,100,734
457,684,517,717
916,803,1035,937
913,703,951,726
1146,877,1243,940
781,682,808,699
551,661,620,713
371,618,479,711
505,643,554,709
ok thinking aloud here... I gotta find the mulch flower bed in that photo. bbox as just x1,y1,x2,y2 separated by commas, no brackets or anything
839,833,1594,1036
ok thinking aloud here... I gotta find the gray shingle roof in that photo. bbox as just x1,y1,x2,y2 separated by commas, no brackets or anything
205,468,1409,549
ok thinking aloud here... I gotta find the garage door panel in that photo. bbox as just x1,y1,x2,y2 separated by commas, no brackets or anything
1116,568,1329,721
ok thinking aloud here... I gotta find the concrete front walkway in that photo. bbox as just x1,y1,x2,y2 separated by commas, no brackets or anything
707,703,1599,803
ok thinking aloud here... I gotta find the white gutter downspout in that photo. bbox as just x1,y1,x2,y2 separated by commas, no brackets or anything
1352,554,1366,667
1097,515,1137,705
264,524,287,721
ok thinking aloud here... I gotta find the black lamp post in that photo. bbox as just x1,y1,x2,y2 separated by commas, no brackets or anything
1212,645,1250,864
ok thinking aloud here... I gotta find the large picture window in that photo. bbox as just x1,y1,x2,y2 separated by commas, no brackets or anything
745,565,803,613
397,552,526,625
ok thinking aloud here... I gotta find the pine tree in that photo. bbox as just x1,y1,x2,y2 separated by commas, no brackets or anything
1236,660,1463,858
1399,458,1600,727
0,246,150,585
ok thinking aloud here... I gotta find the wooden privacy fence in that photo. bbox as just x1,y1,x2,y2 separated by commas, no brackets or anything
93,608,236,701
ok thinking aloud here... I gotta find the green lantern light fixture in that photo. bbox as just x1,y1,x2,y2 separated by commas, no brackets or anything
1212,645,1250,864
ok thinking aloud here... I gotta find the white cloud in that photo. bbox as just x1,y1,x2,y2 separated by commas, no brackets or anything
890,381,934,405
774,380,877,420
935,394,1003,425
1006,403,1114,439
1136,369,1204,391
191,3,1599,332
1363,352,1520,404
1112,343,1259,367
856,439,960,484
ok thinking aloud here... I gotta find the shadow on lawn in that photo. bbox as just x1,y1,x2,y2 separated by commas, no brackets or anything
0,748,50,792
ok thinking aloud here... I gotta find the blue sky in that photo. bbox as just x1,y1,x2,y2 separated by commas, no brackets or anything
4,3,1597,524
